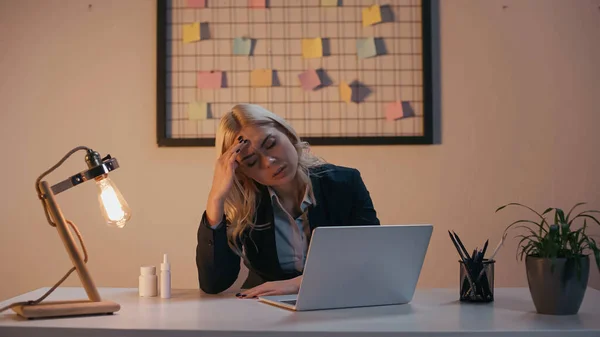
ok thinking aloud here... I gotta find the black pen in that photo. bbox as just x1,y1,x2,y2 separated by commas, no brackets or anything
448,231,477,295
448,231,467,262
481,239,489,260
452,231,472,261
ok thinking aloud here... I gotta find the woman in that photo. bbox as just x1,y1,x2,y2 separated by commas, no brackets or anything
196,104,379,298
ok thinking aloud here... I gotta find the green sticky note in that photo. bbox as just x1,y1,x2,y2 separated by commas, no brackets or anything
356,37,377,59
321,0,339,6
188,101,207,120
233,37,252,55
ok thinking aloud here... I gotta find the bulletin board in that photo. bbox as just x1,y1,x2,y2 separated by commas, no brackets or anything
156,0,433,146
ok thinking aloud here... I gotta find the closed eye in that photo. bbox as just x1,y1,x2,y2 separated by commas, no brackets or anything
245,135,275,167
265,138,276,149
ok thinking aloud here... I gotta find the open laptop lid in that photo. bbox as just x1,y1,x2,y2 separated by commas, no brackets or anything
295,224,433,311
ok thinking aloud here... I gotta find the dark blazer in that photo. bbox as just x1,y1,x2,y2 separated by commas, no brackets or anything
195,164,380,294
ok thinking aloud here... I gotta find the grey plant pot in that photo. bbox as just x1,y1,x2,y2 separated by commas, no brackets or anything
525,255,589,315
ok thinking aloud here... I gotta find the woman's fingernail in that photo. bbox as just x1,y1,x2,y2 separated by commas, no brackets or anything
235,293,241,297
241,294,247,297
236,149,241,153
244,139,248,143
237,136,243,141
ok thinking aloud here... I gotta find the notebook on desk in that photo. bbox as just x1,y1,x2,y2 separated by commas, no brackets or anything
259,224,433,311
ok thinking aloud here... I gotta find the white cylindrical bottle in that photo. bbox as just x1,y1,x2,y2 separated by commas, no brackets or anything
160,253,171,299
139,266,158,297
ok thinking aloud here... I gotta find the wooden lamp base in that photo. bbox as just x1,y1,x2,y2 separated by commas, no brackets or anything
12,300,120,319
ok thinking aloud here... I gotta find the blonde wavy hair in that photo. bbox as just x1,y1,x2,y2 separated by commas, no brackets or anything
215,104,325,259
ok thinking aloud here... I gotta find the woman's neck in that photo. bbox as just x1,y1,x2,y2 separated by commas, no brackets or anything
271,175,304,204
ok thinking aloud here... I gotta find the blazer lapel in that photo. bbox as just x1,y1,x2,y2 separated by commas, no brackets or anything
244,184,283,279
308,171,328,231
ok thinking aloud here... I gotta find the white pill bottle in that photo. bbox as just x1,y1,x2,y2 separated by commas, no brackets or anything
139,266,158,297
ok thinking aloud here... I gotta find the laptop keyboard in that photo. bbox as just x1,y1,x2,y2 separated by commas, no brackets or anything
281,300,297,305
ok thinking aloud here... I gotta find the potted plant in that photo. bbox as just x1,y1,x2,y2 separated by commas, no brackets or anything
496,202,600,315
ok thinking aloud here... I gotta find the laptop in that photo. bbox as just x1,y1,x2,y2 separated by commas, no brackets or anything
258,224,433,311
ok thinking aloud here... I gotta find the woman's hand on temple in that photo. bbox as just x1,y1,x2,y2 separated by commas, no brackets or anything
209,137,248,202
205,137,248,226
236,276,302,299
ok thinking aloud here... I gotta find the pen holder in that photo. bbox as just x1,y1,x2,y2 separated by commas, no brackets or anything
459,259,495,303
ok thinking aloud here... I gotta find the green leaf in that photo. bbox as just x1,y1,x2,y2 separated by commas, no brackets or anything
577,214,600,228
569,228,585,253
560,222,571,249
542,207,554,216
517,235,536,260
514,225,544,239
588,238,600,271
555,209,560,227
570,210,600,227
516,234,537,240
578,236,588,250
556,208,566,223
522,244,537,260
502,220,548,239
516,235,536,248
496,204,509,212
566,202,586,222
575,221,587,249
496,203,548,220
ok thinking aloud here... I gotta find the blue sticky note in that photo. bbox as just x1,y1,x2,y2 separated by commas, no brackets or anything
233,37,252,56
356,38,377,59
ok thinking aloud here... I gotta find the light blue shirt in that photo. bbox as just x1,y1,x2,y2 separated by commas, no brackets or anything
267,186,313,273
209,187,313,273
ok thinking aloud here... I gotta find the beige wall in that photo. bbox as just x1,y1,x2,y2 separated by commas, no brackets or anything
1,0,599,302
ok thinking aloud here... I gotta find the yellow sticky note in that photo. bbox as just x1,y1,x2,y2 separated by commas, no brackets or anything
188,101,207,120
321,0,338,6
362,5,382,27
302,38,323,59
183,22,200,43
340,81,352,103
251,69,272,87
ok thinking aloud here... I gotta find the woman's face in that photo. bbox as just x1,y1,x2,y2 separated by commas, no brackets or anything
235,124,299,187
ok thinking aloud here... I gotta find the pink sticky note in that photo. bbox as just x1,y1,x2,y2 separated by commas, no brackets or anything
186,0,206,8
385,101,404,121
298,69,321,91
197,71,222,89
249,0,266,8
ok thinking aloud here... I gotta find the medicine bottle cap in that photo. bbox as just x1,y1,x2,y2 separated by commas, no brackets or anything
140,266,156,276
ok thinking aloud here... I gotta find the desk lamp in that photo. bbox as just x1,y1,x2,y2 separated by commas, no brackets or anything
4,146,131,319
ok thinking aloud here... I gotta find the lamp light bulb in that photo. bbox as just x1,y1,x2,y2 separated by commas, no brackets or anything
96,176,131,228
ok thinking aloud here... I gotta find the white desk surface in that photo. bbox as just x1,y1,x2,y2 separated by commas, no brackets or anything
1,287,600,337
